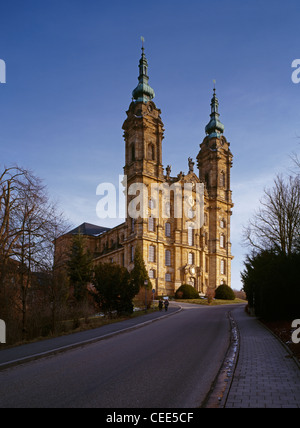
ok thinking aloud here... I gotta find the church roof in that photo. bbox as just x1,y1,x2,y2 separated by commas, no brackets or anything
68,223,111,237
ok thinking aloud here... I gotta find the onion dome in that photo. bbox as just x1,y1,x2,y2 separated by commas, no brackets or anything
132,38,155,103
205,86,225,138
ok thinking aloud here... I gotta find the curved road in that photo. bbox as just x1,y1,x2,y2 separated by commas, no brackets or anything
0,303,240,408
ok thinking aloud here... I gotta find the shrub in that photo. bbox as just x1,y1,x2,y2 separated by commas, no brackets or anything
175,284,199,299
215,284,235,300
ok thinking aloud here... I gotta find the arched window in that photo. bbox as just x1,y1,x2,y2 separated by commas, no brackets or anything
164,202,171,219
220,259,226,275
205,257,209,273
188,252,194,265
188,226,194,246
220,234,225,248
149,245,156,263
149,269,156,279
165,250,171,266
165,222,171,237
148,217,155,232
165,273,171,282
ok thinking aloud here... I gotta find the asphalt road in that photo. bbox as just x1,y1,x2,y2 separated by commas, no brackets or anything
0,303,236,408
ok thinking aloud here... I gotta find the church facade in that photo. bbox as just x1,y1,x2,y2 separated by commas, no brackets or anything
55,44,234,297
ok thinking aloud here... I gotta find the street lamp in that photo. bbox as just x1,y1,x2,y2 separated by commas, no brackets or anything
144,280,148,312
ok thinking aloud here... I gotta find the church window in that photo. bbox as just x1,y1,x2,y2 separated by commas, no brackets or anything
220,259,226,275
164,202,171,218
188,226,194,246
165,273,171,282
220,219,225,229
220,234,225,248
149,198,155,209
205,257,209,273
149,269,155,279
148,217,155,232
165,250,171,266
188,252,195,265
131,246,134,262
165,222,171,237
149,245,156,263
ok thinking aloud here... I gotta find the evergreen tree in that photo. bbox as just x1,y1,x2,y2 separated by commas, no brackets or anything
67,232,93,302
92,263,135,315
130,245,152,294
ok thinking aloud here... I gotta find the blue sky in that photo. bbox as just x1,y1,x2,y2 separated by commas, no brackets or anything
1,0,300,290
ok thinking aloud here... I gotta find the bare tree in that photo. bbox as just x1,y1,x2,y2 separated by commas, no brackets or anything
243,174,300,256
0,165,69,340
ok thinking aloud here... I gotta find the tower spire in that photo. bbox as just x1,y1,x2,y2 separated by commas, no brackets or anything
205,83,225,138
132,37,155,103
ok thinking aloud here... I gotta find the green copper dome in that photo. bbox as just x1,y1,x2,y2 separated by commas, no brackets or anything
132,43,155,103
205,88,225,138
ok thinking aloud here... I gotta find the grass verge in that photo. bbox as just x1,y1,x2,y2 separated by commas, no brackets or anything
175,298,247,306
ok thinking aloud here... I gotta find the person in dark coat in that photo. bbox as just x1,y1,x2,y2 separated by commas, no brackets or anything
164,299,169,311
158,299,164,311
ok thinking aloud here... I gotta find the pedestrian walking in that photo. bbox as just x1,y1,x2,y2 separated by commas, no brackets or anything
164,299,169,312
158,298,164,311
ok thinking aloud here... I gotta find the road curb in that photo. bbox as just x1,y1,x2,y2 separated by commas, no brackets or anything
201,310,241,408
0,305,183,372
